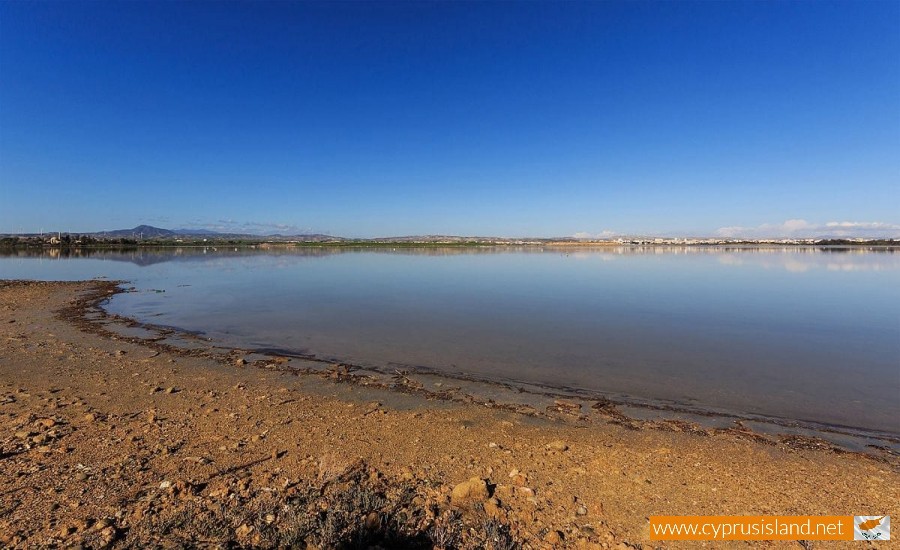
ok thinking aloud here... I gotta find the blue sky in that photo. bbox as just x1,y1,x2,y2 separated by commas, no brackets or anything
1,1,898,238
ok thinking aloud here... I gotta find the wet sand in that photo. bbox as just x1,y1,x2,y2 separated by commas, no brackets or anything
0,280,896,548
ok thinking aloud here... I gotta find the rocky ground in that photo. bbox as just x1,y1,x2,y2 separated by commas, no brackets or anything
0,280,896,549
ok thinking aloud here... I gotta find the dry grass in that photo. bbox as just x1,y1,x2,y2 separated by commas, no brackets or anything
116,461,519,549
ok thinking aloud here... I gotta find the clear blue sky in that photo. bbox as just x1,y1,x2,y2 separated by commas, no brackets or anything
1,1,898,238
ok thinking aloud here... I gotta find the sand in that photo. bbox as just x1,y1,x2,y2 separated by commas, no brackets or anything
0,280,896,548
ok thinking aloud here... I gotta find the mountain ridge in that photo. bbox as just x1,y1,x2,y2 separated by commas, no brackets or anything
88,225,341,241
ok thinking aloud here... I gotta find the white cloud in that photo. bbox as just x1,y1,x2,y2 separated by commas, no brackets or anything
716,219,900,239
824,221,898,230
573,230,620,240
180,220,319,236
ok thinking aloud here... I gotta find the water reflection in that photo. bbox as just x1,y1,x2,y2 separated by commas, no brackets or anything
2,244,897,270
1,245,897,434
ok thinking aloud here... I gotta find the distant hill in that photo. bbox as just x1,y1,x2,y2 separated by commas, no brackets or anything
93,225,178,239
87,225,342,242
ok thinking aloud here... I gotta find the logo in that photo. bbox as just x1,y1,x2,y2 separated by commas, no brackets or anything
854,516,890,541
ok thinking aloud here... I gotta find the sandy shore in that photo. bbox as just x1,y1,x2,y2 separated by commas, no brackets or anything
0,280,896,548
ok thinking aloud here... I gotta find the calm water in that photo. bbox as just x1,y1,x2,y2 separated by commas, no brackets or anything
2,246,898,434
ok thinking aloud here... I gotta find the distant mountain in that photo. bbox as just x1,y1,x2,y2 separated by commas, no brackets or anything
86,225,342,242
93,225,177,238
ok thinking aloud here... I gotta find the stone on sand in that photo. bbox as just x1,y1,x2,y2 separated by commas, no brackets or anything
451,477,490,505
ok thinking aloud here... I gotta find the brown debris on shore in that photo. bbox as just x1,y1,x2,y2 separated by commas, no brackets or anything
0,280,897,548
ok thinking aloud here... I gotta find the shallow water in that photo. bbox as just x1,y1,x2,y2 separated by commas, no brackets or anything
2,245,898,434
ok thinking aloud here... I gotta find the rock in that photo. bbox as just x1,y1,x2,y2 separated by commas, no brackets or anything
14,430,31,439
98,525,117,547
364,511,380,530
83,413,98,423
509,469,528,486
164,387,177,394
75,472,88,481
451,477,491,505
545,440,569,452
159,480,172,489
545,530,564,544
235,523,254,539
577,504,588,516
35,418,56,428
234,357,247,366
173,480,197,498
516,486,535,497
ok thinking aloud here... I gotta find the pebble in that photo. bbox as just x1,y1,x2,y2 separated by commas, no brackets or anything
364,511,380,529
544,530,564,544
545,440,569,452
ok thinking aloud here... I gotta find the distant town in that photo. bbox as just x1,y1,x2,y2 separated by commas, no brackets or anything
1,225,897,248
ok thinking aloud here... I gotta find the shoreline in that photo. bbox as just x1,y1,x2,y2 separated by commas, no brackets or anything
82,280,899,457
1,280,897,548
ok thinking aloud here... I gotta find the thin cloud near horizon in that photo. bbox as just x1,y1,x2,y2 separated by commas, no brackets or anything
168,218,900,239
715,219,900,239
571,220,900,240
174,220,322,236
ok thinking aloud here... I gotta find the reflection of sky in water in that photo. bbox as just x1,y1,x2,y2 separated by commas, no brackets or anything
2,247,898,433
715,249,899,273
